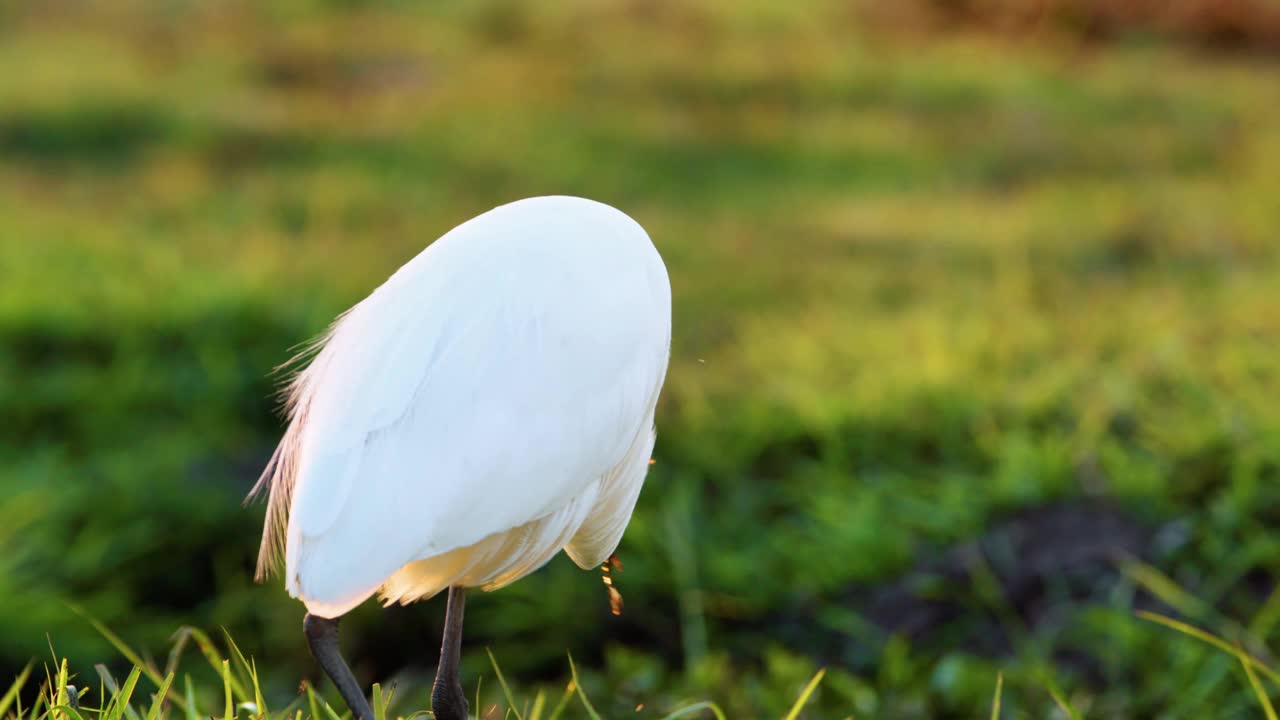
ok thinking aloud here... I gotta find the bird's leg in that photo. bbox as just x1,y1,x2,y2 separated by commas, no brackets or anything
431,586,469,720
303,614,375,720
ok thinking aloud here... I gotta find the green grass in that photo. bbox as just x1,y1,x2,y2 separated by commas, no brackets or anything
2,0,1280,716
2,625,823,720
4,611,1280,718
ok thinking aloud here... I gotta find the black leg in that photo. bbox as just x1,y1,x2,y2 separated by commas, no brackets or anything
431,586,469,720
304,614,375,720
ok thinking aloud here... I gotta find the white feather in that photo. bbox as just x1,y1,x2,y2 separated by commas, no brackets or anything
253,196,671,618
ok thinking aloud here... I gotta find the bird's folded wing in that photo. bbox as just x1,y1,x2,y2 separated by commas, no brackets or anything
270,243,668,612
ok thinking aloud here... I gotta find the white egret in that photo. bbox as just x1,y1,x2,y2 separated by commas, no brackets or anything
249,196,671,720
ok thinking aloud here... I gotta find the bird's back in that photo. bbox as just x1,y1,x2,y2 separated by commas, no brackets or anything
254,196,671,617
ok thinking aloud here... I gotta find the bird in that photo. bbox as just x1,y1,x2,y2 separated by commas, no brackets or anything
248,196,672,720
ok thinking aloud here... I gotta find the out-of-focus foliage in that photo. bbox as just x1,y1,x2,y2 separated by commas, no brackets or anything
2,0,1279,716
898,0,1280,54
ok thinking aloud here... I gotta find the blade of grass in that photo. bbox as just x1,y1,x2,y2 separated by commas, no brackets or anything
41,661,54,713
371,684,386,720
527,690,545,720
221,629,262,711
109,666,144,720
1122,561,1213,620
116,665,144,708
306,684,323,720
658,701,728,720
177,628,246,703
1124,559,1255,652
565,656,600,720
1237,643,1279,720
165,629,193,683
97,666,121,696
222,630,252,676
1137,611,1280,686
221,661,233,720
50,704,88,720
184,629,248,704
545,681,574,720
248,658,266,717
145,673,175,720
54,659,69,714
305,685,343,720
990,672,1003,720
28,676,49,720
76,608,188,712
1035,670,1082,720
782,668,826,720
183,675,199,720
1043,682,1082,720
486,649,523,720
0,662,33,719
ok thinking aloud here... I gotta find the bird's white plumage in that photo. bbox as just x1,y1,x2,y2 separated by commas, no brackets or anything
253,196,671,618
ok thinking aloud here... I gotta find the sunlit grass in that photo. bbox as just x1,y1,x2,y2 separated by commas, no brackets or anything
1,625,829,720
9,611,1280,718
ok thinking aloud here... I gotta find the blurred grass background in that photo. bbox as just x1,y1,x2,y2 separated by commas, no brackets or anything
2,0,1280,716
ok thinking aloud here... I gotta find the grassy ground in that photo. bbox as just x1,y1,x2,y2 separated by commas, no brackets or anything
7,630,828,720
2,613,1279,719
3,1,1280,717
